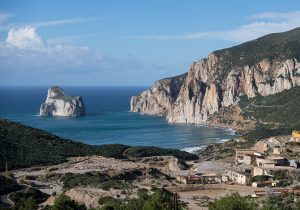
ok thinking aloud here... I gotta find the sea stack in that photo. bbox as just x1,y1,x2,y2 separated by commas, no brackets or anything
40,86,86,117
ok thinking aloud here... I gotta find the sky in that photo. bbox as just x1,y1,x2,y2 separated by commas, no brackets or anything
1,0,300,86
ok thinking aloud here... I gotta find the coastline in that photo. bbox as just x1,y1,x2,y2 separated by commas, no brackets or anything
131,111,239,154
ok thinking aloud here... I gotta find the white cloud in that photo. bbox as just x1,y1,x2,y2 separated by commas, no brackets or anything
31,17,110,28
0,11,110,32
6,26,44,49
0,26,168,85
0,11,13,24
129,10,300,43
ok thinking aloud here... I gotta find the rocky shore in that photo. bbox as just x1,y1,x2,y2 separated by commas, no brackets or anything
40,86,86,117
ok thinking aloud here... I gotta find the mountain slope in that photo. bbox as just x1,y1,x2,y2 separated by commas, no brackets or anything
0,119,197,171
131,27,300,130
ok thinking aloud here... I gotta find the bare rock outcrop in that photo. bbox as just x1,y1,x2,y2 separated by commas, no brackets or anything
130,27,300,127
130,73,186,115
40,86,86,117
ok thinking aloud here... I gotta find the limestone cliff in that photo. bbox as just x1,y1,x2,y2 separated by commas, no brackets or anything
130,28,300,129
40,86,86,117
130,73,186,115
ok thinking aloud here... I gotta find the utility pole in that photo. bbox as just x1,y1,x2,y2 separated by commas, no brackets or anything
173,192,179,210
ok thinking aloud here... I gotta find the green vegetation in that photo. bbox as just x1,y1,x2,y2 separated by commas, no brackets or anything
17,197,38,210
0,119,197,171
9,188,49,208
208,193,300,210
261,194,300,210
213,27,300,79
0,175,21,195
45,194,86,210
272,170,293,187
250,175,271,183
240,87,300,129
123,146,196,160
238,86,300,144
95,189,184,210
42,189,183,210
208,193,257,210
61,172,134,191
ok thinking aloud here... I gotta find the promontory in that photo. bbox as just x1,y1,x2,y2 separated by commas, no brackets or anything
40,86,86,117
131,27,300,131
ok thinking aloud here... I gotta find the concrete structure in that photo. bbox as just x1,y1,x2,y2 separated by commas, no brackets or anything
256,156,289,169
235,150,263,165
273,147,284,155
222,169,250,185
256,157,276,168
255,136,288,153
289,160,300,168
176,173,220,184
252,167,271,176
291,130,300,142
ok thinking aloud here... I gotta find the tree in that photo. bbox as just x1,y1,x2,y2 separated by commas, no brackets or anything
18,197,38,210
209,193,256,210
50,194,86,210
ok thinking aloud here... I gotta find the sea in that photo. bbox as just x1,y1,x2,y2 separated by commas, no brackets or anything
0,86,236,153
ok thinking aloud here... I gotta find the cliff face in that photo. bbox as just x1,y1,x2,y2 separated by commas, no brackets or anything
130,73,186,116
130,28,300,127
40,86,86,117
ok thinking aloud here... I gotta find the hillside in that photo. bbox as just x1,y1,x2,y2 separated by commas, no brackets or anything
214,27,300,78
131,27,300,130
0,119,197,171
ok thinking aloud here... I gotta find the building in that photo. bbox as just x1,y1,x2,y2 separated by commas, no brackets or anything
256,157,276,168
252,167,271,176
176,173,220,184
291,130,300,142
289,160,300,169
255,156,289,169
273,147,284,155
255,136,288,153
222,169,250,185
235,150,263,165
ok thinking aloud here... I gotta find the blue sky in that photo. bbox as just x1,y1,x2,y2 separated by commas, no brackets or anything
1,0,300,86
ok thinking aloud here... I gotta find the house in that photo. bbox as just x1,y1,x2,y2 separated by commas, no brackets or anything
290,131,300,142
252,166,272,176
255,156,289,169
251,191,267,198
289,160,300,169
222,169,250,185
176,173,220,184
256,157,276,168
251,190,282,198
273,147,284,155
177,175,203,184
235,150,263,165
255,136,288,154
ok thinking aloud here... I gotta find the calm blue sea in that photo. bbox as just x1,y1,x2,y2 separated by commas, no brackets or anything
0,86,236,152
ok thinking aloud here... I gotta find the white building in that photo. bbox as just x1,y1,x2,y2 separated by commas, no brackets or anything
222,169,250,185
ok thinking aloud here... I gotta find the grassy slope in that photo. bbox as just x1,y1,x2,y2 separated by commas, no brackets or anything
240,86,300,129
0,119,197,172
213,27,300,79
237,86,300,143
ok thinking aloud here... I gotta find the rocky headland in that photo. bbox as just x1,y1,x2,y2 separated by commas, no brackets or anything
40,86,86,117
131,28,300,131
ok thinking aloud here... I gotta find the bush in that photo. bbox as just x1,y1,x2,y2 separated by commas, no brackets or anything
0,175,21,195
123,146,198,160
209,193,256,210
61,172,134,191
49,194,86,210
250,175,271,183
98,189,182,210
9,188,49,208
